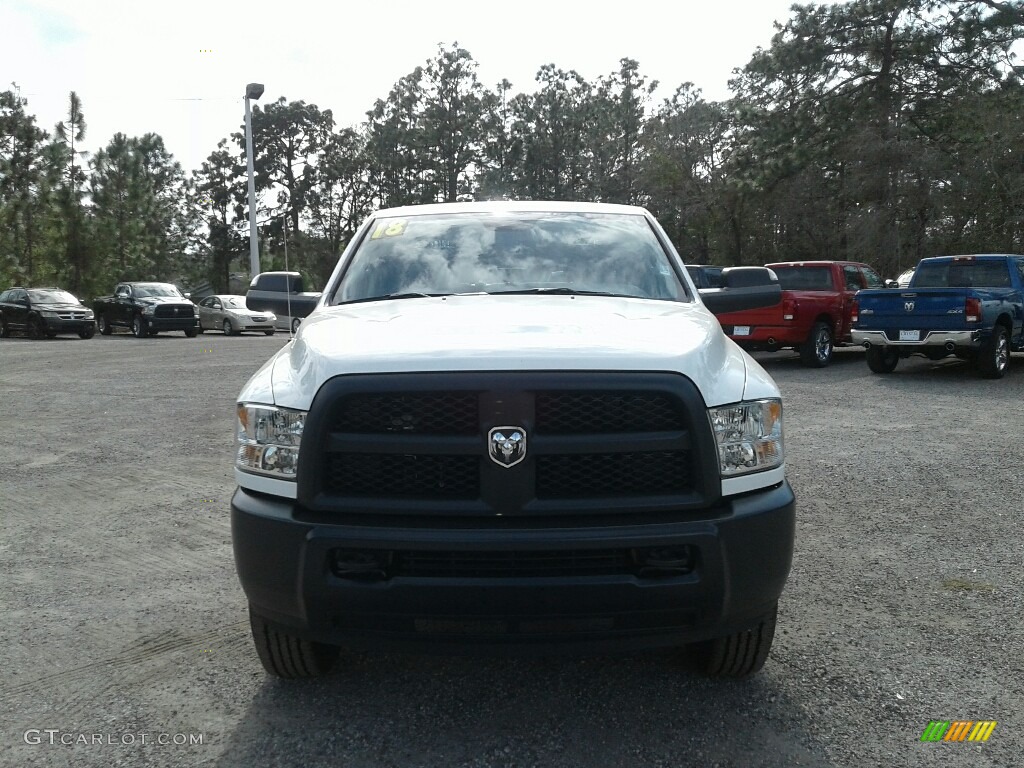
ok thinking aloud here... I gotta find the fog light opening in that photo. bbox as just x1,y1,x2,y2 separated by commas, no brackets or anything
636,546,695,578
332,550,389,581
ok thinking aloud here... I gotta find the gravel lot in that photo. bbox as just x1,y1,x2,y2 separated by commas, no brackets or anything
1,333,1020,768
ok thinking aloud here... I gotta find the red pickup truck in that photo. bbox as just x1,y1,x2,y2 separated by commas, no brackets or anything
714,261,885,367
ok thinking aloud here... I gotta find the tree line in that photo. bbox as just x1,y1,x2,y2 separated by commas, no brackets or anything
1,0,1021,299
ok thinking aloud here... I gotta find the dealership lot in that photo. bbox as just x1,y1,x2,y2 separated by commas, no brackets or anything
1,335,1021,768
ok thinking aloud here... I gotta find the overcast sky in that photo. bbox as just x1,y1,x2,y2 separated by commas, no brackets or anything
3,0,842,175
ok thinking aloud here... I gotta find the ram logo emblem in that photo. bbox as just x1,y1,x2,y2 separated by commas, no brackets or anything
488,427,526,468
904,301,915,312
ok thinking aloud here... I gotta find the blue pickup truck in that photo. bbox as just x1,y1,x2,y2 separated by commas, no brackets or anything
851,254,1024,378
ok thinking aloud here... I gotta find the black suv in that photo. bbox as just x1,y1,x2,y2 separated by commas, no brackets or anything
0,287,96,339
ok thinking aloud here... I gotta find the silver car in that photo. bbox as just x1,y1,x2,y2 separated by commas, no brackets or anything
197,295,276,335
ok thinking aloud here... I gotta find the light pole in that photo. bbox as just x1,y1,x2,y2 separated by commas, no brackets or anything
244,82,264,279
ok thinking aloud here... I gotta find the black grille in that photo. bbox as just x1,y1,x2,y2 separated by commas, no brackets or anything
537,452,691,497
393,549,634,577
301,373,716,514
326,454,478,498
333,393,478,434
536,392,686,433
154,304,191,318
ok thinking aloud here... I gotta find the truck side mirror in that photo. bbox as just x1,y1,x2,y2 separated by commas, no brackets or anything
699,267,782,314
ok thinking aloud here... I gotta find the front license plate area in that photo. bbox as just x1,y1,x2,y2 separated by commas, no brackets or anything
899,330,920,342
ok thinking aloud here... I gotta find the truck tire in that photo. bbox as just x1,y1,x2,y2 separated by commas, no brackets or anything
249,607,339,679
79,325,96,339
0,317,7,337
132,315,148,338
866,346,900,373
184,327,198,338
98,314,112,335
799,322,833,367
687,603,777,678
978,325,1009,379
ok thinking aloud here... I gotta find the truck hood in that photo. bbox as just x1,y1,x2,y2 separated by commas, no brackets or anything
138,296,191,305
242,295,778,410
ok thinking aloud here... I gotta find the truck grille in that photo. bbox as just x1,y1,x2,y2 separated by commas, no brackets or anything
300,372,718,515
154,304,193,318
327,454,479,498
56,311,89,320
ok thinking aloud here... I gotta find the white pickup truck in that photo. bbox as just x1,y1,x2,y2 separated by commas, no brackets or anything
231,201,795,679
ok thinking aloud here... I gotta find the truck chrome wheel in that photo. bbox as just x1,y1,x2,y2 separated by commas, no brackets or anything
979,326,1009,379
800,322,833,368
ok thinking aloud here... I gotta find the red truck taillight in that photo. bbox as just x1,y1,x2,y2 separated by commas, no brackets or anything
850,299,859,324
782,296,797,321
965,297,981,323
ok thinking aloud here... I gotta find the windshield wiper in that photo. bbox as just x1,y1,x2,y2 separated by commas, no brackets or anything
488,288,625,297
340,292,450,305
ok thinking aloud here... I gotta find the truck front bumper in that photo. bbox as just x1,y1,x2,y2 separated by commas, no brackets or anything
231,481,796,653
852,329,981,348
146,316,199,332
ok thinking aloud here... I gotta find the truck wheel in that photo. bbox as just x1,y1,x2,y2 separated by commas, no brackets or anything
184,328,198,338
799,322,833,367
978,325,1009,379
79,325,96,339
866,346,900,373
249,607,339,679
28,316,45,340
264,329,275,336
687,603,777,678
98,314,112,335
0,318,7,338
132,315,148,338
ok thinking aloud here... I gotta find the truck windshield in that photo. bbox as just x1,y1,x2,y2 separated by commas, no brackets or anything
333,212,687,304
771,267,833,291
913,260,1011,288
134,284,183,298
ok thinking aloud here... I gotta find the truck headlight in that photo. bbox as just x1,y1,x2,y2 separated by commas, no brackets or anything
83,309,94,319
39,310,59,318
236,404,306,479
708,399,783,476
142,304,155,315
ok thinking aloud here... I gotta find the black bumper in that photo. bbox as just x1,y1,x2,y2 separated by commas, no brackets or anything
147,317,198,331
232,481,796,652
41,318,94,333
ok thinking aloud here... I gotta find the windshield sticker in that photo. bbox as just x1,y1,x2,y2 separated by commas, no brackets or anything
370,220,407,239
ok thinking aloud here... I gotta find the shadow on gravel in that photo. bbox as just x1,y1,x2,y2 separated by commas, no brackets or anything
748,349,865,370
214,651,831,768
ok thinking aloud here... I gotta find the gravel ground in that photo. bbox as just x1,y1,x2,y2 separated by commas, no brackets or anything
0,334,1020,768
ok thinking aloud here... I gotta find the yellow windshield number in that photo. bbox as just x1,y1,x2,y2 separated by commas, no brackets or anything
370,220,407,239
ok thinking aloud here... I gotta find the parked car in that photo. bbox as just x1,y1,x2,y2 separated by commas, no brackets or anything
852,254,1024,377
0,287,95,339
714,260,884,367
197,295,276,335
886,266,916,289
231,200,794,680
685,264,725,289
93,282,199,338
245,271,321,333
